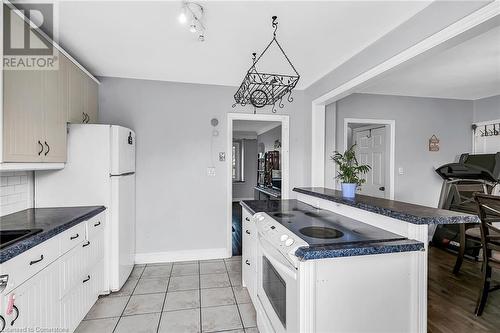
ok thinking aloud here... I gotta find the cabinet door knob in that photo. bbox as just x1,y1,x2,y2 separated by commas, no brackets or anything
82,241,90,248
29,255,44,265
245,260,250,266
94,221,101,227
82,112,86,122
70,233,79,240
245,230,251,235
10,305,19,326
44,141,50,156
0,315,5,332
38,140,44,156
83,275,91,283
245,217,250,221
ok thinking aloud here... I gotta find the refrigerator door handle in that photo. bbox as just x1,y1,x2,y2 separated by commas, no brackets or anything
110,172,135,177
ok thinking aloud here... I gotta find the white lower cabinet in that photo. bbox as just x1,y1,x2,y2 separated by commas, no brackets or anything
241,206,257,303
0,212,106,333
8,260,60,331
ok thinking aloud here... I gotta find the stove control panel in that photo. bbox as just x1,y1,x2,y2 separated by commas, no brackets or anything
254,213,308,263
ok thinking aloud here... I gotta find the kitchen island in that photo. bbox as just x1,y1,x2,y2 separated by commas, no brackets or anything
240,188,478,333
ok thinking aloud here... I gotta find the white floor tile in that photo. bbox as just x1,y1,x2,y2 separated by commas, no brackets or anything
232,286,251,304
164,289,200,311
238,303,257,328
114,313,161,333
109,278,139,297
225,261,242,273
134,277,169,295
200,262,227,275
158,308,201,333
75,317,119,333
123,293,165,316
228,271,242,287
200,273,231,289
168,275,200,291
201,287,236,307
142,265,172,278
130,265,146,279
171,263,199,276
84,296,129,320
201,304,243,332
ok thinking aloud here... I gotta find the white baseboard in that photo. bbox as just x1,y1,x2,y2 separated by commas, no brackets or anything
135,247,229,264
232,197,254,202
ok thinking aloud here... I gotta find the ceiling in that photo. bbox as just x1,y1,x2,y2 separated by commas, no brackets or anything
233,120,280,135
360,25,500,100
55,1,431,89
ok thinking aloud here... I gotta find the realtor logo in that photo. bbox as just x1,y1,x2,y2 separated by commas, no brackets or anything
3,3,58,70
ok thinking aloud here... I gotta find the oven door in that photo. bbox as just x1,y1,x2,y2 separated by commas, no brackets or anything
257,236,299,333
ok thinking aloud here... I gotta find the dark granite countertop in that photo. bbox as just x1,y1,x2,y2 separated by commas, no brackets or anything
294,187,480,225
0,206,106,263
254,186,281,198
241,199,424,260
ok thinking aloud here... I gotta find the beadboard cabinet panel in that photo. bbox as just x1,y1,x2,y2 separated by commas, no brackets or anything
2,69,44,162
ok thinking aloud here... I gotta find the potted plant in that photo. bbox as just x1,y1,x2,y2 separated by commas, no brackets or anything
331,145,371,199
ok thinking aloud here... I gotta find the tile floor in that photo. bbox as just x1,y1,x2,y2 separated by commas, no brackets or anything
76,256,258,333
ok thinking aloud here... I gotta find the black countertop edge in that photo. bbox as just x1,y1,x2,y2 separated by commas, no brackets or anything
293,187,480,225
295,239,425,261
0,206,106,264
254,186,281,198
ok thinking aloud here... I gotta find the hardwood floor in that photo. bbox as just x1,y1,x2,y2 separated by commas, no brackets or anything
428,246,500,332
232,202,242,256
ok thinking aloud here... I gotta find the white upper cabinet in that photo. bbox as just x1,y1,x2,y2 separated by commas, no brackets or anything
1,6,99,165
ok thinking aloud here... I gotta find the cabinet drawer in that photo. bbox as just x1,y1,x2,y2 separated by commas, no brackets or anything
1,234,60,293
60,223,86,255
85,227,104,269
86,212,105,240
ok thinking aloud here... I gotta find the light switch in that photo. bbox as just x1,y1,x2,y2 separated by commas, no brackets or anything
398,167,404,175
207,167,216,177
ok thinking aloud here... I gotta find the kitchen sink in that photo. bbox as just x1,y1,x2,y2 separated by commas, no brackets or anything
0,229,43,249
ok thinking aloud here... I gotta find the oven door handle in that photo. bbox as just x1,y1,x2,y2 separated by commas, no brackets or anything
258,236,297,280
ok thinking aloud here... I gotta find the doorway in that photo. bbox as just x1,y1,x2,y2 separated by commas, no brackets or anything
226,113,289,257
343,118,395,199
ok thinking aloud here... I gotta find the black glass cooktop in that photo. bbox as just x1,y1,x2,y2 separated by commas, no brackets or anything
267,201,406,246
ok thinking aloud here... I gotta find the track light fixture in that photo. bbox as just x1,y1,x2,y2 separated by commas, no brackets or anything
178,1,206,42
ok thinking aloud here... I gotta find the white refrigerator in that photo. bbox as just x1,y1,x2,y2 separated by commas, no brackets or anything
35,124,136,292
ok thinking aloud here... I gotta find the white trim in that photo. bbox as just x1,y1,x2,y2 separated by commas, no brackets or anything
3,0,100,84
232,197,254,202
343,118,396,200
310,1,500,187
256,123,282,136
0,162,65,171
311,103,326,187
135,248,228,264
227,113,290,257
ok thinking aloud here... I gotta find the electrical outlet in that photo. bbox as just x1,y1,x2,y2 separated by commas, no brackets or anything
219,152,225,162
207,167,216,177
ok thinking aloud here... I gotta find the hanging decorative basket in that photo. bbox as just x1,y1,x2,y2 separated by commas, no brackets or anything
233,16,300,113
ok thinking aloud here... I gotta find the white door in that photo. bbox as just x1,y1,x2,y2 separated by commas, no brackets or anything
111,126,136,175
354,126,387,198
110,174,136,291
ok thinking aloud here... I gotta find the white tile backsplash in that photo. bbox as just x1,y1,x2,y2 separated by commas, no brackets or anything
0,171,33,216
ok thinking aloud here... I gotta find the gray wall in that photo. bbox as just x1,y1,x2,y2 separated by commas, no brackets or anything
327,93,473,207
473,95,500,122
232,139,257,200
257,126,281,155
98,77,310,257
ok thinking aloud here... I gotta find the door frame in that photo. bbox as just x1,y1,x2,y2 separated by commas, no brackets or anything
226,113,290,257
343,118,395,200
